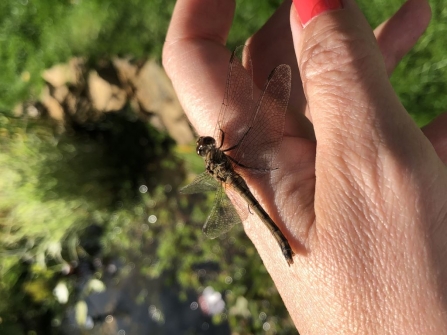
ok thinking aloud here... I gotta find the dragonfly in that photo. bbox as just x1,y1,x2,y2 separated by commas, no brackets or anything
181,46,294,265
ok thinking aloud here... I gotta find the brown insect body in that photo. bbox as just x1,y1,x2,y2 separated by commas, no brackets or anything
196,136,294,265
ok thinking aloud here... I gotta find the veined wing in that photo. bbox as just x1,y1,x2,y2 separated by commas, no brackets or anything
214,45,254,152
203,185,241,239
232,64,291,172
180,172,219,194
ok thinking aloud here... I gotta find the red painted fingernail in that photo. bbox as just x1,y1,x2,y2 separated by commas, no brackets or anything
293,0,343,26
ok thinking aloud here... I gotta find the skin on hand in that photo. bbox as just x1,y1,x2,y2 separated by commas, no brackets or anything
163,0,447,333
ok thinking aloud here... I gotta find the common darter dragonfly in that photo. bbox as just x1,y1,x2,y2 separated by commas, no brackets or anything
181,46,294,265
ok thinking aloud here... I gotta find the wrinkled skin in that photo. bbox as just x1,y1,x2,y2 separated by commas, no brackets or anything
163,0,447,333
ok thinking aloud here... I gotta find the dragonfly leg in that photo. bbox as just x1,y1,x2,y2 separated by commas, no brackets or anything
218,128,225,149
227,155,272,172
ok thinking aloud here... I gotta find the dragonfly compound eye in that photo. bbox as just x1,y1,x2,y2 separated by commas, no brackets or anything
197,145,206,157
201,136,215,146
196,136,216,157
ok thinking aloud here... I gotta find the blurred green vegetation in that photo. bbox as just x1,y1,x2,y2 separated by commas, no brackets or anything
358,0,447,126
0,0,446,334
0,0,285,112
0,110,296,334
1,0,447,123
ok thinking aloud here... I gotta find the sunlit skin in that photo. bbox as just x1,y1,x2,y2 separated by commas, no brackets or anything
164,0,447,333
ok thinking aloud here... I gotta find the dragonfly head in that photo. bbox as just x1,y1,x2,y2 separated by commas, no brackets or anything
196,136,216,157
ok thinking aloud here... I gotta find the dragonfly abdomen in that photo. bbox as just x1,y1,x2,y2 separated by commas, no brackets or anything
227,173,294,265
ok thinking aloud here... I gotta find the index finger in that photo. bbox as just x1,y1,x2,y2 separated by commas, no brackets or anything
163,0,235,136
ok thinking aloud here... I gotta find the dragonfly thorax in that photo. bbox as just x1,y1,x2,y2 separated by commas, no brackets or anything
196,136,216,157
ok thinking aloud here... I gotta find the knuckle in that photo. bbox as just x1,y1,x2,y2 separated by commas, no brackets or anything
299,25,376,86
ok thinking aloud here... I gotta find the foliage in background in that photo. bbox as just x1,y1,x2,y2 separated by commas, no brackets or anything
1,0,447,123
99,176,296,334
1,0,447,334
0,111,296,334
0,0,284,112
0,0,176,111
0,110,178,333
358,0,447,126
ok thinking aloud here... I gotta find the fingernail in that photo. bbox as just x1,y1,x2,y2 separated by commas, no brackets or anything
292,0,343,26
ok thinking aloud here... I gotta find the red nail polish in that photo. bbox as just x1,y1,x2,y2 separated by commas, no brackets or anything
293,0,343,26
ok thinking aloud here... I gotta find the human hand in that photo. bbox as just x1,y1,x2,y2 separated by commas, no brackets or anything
163,0,447,333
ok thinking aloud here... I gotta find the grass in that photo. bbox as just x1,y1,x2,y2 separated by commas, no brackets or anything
391,0,447,125
0,0,177,111
357,0,447,125
0,0,446,124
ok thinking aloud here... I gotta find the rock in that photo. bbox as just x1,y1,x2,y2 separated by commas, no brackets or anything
134,59,194,145
88,70,126,112
42,64,70,87
52,85,69,104
36,57,195,145
113,57,138,91
42,58,85,88
26,104,40,118
41,86,64,121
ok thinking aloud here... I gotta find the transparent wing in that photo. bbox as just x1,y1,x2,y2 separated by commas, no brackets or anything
203,186,242,239
180,172,219,194
214,45,254,151
232,64,292,171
